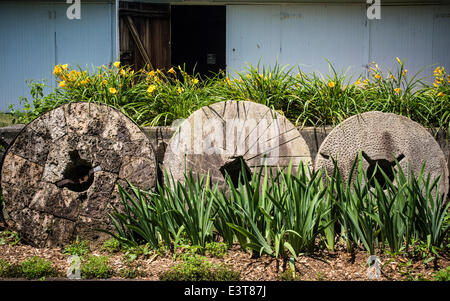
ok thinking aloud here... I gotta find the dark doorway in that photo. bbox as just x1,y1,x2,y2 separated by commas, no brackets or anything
171,5,226,78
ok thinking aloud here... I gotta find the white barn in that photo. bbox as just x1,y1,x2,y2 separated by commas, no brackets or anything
1,0,449,110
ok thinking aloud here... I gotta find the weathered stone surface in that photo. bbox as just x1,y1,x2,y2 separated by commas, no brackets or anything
163,100,312,188
315,111,449,197
1,102,157,247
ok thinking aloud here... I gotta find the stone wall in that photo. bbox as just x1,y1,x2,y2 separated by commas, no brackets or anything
1,124,449,172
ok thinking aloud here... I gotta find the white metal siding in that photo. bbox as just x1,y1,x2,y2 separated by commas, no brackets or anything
226,5,281,73
227,4,450,81
369,6,435,77
278,4,367,76
0,1,117,112
0,2,56,111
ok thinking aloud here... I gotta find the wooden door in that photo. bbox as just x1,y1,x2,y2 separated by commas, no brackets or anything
119,2,170,71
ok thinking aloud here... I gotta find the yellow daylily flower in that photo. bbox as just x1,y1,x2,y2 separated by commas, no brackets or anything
62,64,68,70
109,87,117,94
113,61,120,68
177,87,184,94
168,67,176,74
58,80,66,88
394,88,401,93
374,73,381,80
437,91,444,97
192,78,199,85
53,65,62,75
147,84,157,94
354,79,362,85
328,81,335,88
120,69,126,76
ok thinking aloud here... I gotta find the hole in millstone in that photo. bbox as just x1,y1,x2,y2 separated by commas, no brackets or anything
61,150,94,192
219,156,252,188
362,152,405,188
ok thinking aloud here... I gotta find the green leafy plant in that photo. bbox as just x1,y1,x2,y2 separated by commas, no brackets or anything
10,60,449,130
81,256,113,279
0,259,19,278
0,230,21,246
159,255,240,281
63,237,90,256
433,266,450,281
117,263,146,279
100,155,449,261
279,269,302,281
101,238,122,253
205,242,228,259
20,256,58,280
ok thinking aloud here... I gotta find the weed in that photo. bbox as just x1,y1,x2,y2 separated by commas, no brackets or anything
315,271,325,281
159,255,240,281
20,256,58,280
117,263,147,279
101,238,122,254
0,259,19,278
0,230,21,246
433,266,450,281
63,237,90,256
81,256,113,279
279,269,302,281
205,242,228,259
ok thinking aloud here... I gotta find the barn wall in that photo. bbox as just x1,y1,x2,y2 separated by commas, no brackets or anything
0,1,118,112
226,4,450,79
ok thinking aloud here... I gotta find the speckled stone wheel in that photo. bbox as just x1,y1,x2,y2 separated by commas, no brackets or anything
1,102,157,247
163,100,312,188
314,111,449,197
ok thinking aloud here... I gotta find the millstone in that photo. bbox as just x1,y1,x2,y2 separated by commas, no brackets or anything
1,102,157,247
315,111,449,197
163,100,311,188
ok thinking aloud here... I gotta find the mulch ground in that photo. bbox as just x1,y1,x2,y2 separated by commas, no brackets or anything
0,240,448,281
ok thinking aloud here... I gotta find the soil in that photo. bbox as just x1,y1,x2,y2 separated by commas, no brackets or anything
0,239,448,281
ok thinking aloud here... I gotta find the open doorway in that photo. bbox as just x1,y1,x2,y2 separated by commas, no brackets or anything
171,5,226,78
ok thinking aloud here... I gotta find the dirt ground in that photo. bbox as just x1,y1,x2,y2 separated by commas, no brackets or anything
0,240,448,281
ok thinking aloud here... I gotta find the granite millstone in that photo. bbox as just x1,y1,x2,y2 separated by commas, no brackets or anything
1,102,157,247
163,100,312,188
314,111,449,198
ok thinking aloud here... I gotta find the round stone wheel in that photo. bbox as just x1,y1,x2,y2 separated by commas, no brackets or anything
163,100,312,188
1,102,157,247
314,111,449,197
